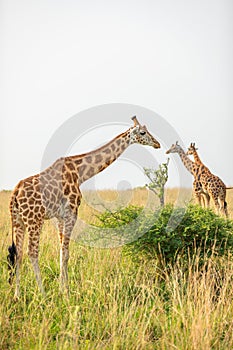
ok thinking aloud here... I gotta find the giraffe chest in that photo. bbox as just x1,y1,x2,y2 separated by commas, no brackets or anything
42,185,81,219
40,168,81,218
41,186,63,219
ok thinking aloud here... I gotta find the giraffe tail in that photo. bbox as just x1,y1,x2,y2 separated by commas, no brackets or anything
7,242,17,284
224,201,229,218
7,188,18,284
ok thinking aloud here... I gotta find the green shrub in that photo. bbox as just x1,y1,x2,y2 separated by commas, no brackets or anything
96,205,143,228
96,204,233,265
77,205,144,247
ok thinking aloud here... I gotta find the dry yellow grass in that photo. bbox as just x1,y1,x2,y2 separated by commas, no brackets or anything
79,187,233,224
1,187,233,231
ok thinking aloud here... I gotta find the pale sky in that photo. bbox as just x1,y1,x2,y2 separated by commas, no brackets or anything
1,0,233,190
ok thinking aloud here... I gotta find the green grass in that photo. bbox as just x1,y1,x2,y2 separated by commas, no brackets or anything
1,190,233,349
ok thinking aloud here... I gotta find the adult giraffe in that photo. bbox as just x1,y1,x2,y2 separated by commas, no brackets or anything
8,116,160,299
166,142,208,207
186,142,231,216
166,141,229,217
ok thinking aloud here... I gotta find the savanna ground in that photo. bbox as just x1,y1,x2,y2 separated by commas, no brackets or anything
0,188,233,349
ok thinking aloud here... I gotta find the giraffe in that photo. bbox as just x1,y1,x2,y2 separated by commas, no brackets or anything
166,142,210,208
7,116,160,299
186,142,229,217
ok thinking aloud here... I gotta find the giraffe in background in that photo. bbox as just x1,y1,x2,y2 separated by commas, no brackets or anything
7,116,160,299
166,141,208,207
186,142,229,217
186,142,211,208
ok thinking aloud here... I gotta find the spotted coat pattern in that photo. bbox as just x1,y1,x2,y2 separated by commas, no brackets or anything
186,143,228,217
166,142,228,217
9,116,160,298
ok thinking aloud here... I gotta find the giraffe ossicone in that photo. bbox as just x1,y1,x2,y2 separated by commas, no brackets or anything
8,116,160,298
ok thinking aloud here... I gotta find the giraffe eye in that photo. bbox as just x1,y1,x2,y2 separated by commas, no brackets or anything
140,130,146,135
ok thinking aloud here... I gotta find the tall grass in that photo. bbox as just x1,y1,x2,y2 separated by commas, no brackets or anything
1,190,233,349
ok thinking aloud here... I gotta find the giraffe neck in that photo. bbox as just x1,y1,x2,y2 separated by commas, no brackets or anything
192,149,211,174
192,150,202,165
177,148,196,175
70,130,131,184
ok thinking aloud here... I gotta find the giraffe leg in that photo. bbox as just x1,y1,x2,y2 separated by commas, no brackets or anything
57,219,66,288
13,221,25,300
204,193,210,208
210,194,220,215
57,219,64,246
200,194,205,207
194,193,202,206
27,224,45,295
59,213,77,293
193,180,205,207
193,188,202,206
60,234,70,292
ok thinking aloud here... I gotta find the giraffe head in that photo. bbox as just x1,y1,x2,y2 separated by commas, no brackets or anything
166,141,183,154
129,116,160,149
186,142,198,156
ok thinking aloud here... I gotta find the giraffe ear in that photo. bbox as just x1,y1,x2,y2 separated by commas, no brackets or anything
131,116,140,126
